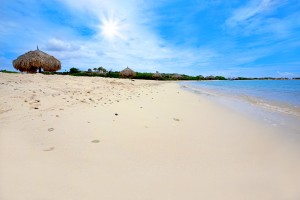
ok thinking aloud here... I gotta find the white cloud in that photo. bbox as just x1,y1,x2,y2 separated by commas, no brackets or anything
277,71,296,77
45,38,80,51
226,0,280,27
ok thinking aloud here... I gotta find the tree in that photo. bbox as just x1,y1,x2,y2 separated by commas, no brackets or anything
69,67,80,74
98,66,107,73
205,75,216,80
197,75,205,80
215,76,226,80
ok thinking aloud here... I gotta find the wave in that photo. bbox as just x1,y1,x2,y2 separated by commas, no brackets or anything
181,83,300,118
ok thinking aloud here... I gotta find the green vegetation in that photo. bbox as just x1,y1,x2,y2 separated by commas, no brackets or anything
63,68,229,81
106,71,120,78
58,68,296,81
69,67,81,74
98,66,108,73
0,70,18,73
41,71,56,75
135,72,154,80
215,76,226,80
3,67,296,81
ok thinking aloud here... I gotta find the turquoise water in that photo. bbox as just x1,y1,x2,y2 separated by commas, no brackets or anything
181,80,300,132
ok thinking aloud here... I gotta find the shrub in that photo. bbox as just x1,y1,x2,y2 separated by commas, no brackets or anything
69,67,80,74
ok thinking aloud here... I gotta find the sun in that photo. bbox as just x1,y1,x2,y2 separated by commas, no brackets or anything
100,17,123,41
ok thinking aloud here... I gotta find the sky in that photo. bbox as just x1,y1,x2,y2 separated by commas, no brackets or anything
0,0,300,77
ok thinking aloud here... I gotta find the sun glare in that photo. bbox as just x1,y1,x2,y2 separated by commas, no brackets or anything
100,18,122,41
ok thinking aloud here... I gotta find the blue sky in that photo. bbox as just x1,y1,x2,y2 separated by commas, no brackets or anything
0,0,299,77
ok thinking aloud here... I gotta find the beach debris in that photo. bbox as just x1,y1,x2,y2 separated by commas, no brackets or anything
173,118,180,122
34,107,39,109
48,128,54,132
43,146,55,151
115,113,118,116
91,140,100,143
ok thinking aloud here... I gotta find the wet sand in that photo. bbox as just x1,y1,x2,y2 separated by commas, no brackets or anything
1,73,300,200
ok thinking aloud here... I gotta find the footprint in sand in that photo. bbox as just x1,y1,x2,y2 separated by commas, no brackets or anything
48,128,54,132
43,146,55,151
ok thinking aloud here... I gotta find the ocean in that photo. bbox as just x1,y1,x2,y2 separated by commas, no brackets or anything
181,80,300,133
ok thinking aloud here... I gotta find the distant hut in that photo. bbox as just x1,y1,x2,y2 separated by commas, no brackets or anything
13,46,61,73
171,74,182,80
152,71,162,80
120,67,136,78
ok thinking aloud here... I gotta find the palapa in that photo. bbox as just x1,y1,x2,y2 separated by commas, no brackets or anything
13,46,61,73
120,67,136,78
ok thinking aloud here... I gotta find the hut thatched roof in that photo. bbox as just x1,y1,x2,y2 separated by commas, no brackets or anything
152,71,162,79
120,67,136,78
13,47,61,73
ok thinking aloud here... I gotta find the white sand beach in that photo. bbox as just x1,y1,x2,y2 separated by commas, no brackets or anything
1,73,300,200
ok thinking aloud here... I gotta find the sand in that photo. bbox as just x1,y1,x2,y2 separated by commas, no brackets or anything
0,73,300,200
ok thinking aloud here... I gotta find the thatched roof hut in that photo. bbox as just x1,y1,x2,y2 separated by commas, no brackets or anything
120,67,136,78
13,47,61,73
152,71,162,80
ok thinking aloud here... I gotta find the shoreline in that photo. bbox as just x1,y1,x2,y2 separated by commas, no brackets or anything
180,81,300,134
1,74,300,199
